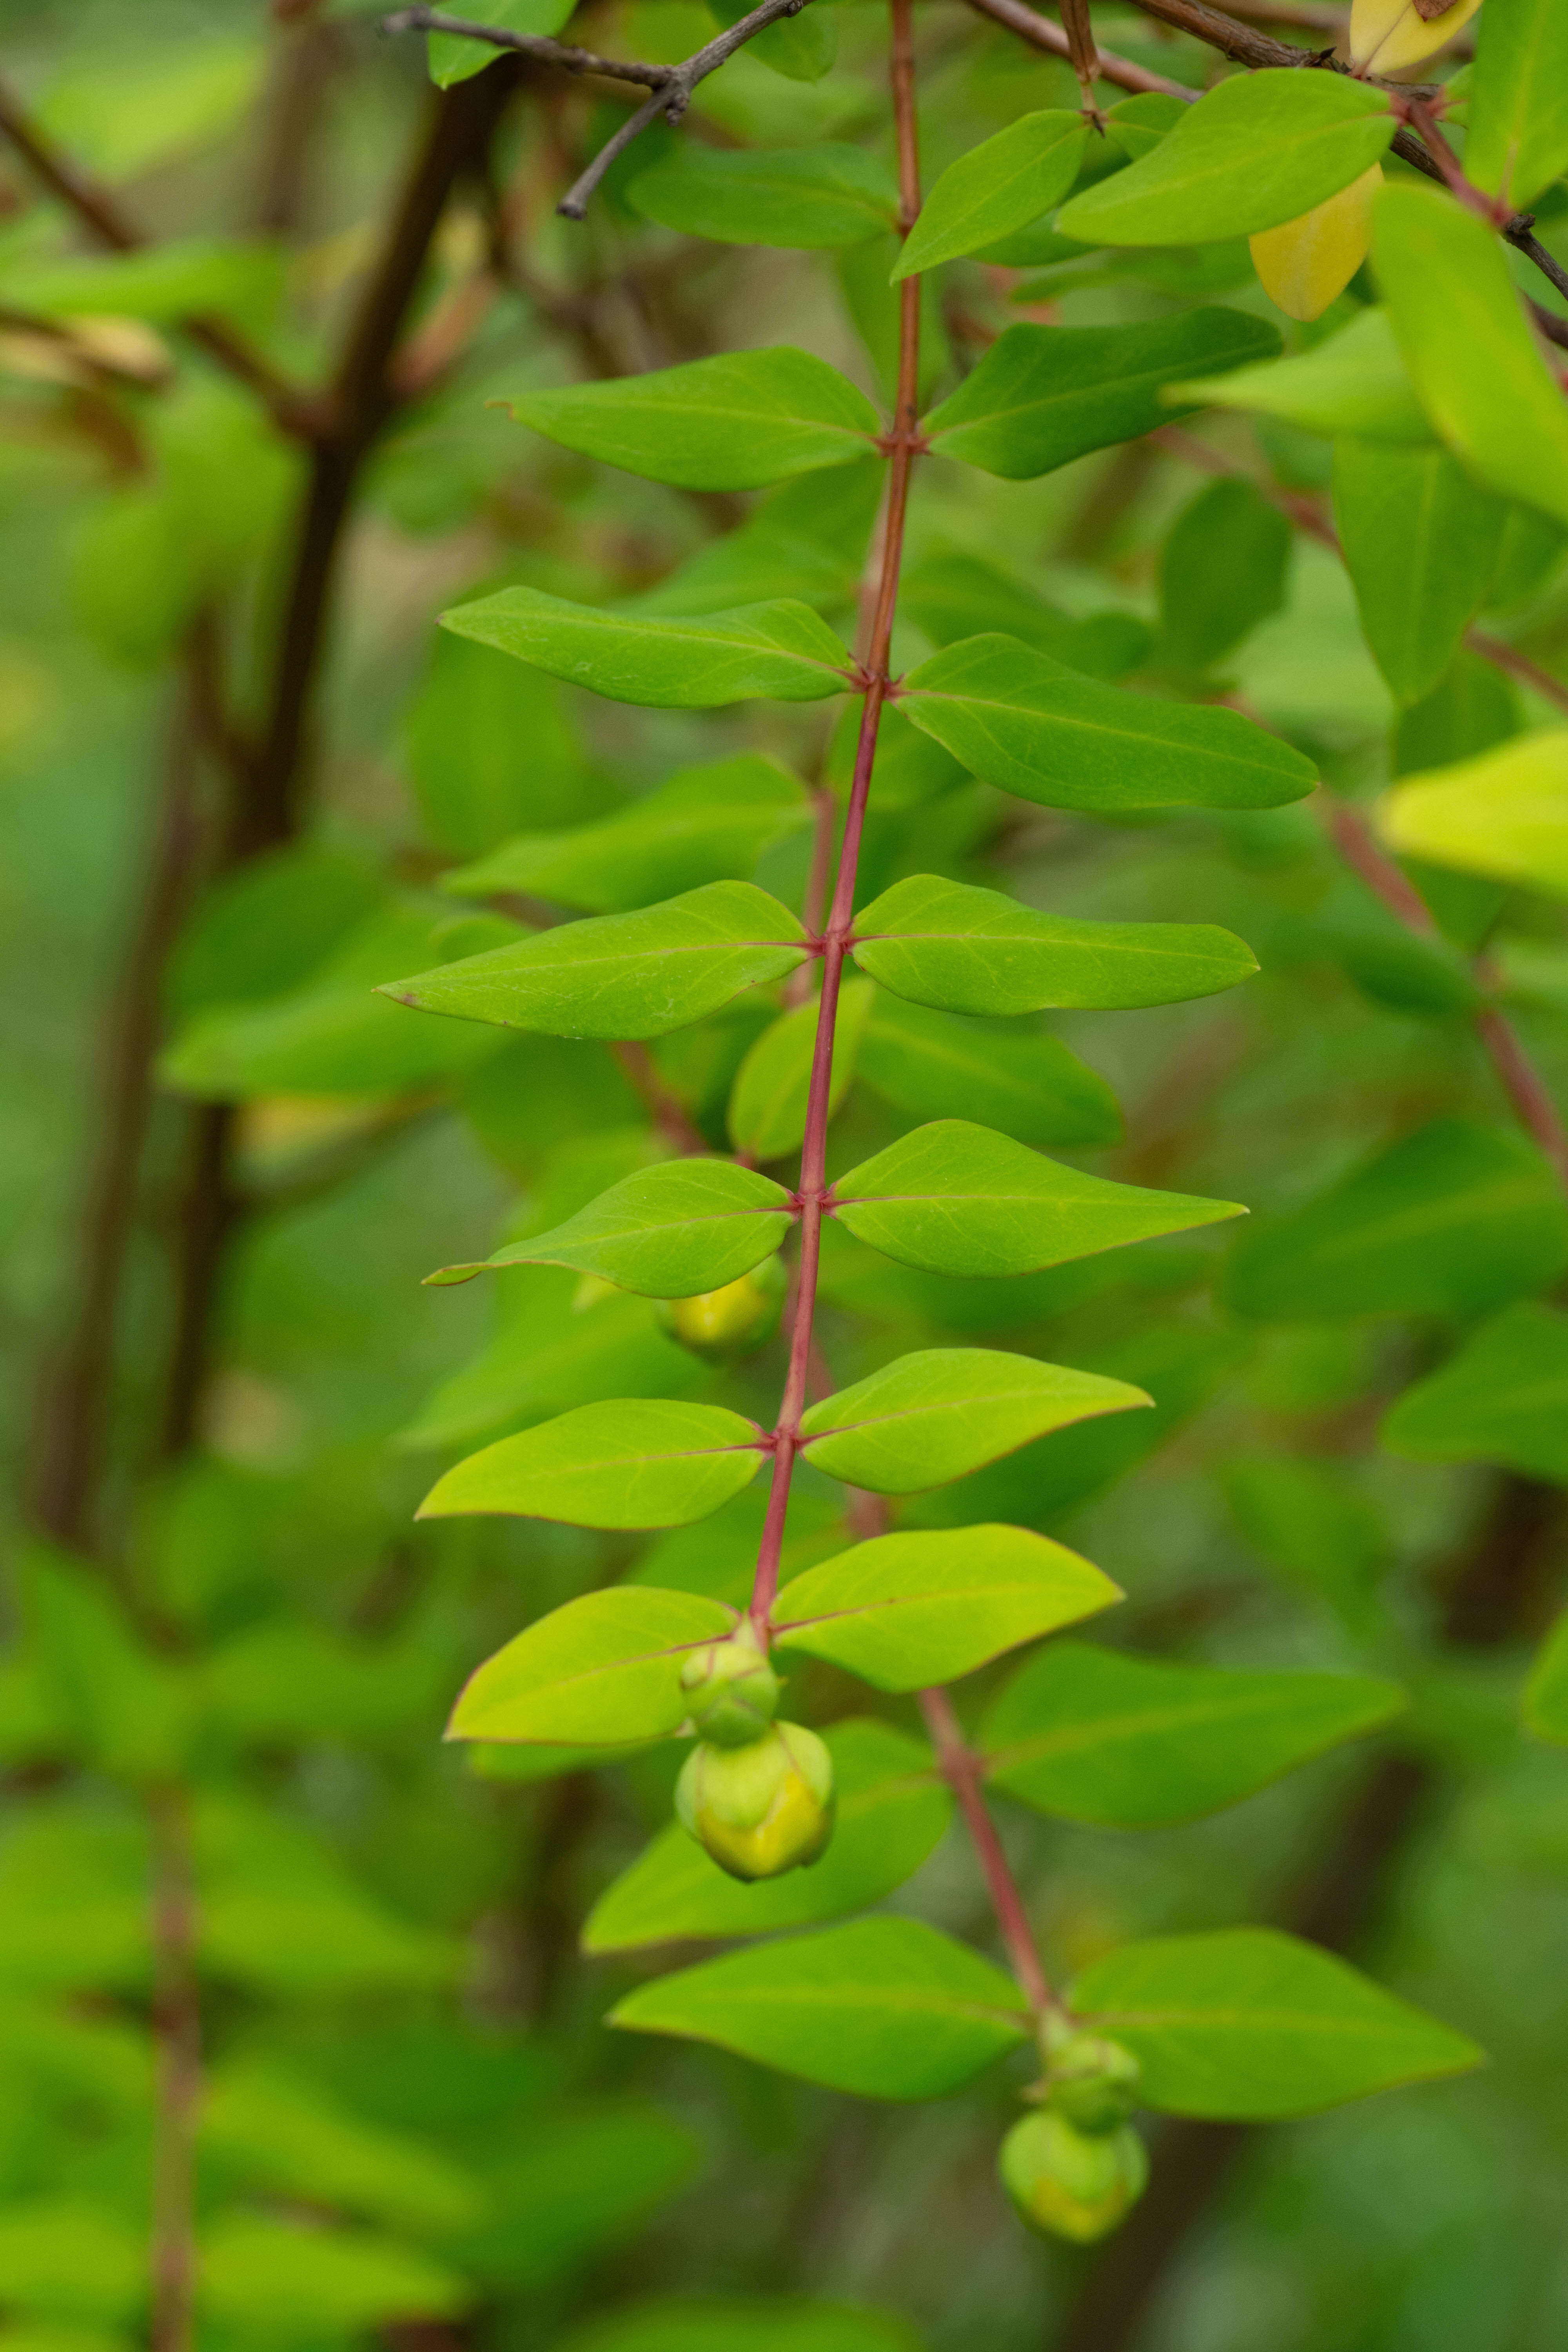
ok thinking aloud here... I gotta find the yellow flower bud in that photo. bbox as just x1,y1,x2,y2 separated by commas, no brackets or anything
675,1720,835,1881
656,1254,787,1365
1250,165,1382,323
679,1617,782,1747
1000,2110,1149,2244
1348,0,1481,76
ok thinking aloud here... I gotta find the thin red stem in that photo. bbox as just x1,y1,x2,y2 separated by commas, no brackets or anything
920,1687,1054,2016
748,0,923,1624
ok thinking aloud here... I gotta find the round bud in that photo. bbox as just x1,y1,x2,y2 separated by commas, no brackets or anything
999,2110,1148,2245
1043,2026,1141,2136
656,1256,787,1365
675,1720,835,1882
678,1619,781,1747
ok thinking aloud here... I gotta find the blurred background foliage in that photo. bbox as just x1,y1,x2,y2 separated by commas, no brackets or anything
1,0,1567,2348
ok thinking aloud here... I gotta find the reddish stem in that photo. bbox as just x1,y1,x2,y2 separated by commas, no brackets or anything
748,0,924,1622
920,1687,1054,2016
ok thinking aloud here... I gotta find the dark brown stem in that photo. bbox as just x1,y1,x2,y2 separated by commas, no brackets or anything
920,1687,1054,2015
254,6,342,234
148,1783,200,2352
748,0,924,1624
0,77,309,432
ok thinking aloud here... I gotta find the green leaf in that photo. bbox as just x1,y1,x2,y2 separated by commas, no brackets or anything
609,1917,1031,2098
632,460,884,619
429,1159,796,1295
1158,477,1292,673
428,0,573,84
161,902,513,1100
196,2214,468,2337
1225,1118,1568,1322
795,1348,1151,1493
417,1402,766,1531
1167,306,1430,443
1072,1928,1483,2118
1523,1610,1568,1746
440,587,851,708
857,993,1123,1150
829,1120,1244,1279
1334,440,1506,707
628,144,900,247
851,874,1258,1014
438,757,813,912
0,237,282,325
728,978,875,1160
1379,730,1568,899
554,2296,923,2352
446,1586,736,1742
893,113,1089,280
379,882,809,1042
772,1524,1120,1688
1383,1301,1568,1481
1222,1457,1389,1634
1057,69,1394,247
502,349,881,492
897,635,1317,812
898,548,1150,679
706,0,838,80
1466,0,1568,211
583,1721,952,1949
407,631,598,858
982,1643,1403,1827
922,312,1281,480
1103,91,1190,162
1373,181,1568,529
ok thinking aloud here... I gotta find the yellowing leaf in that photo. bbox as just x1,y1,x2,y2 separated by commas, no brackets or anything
1349,0,1482,73
1251,166,1381,325
1378,730,1568,898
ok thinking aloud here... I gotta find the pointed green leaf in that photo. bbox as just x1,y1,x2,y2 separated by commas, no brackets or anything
1334,439,1506,708
428,1160,797,1296
857,993,1122,1149
1524,1610,1568,1746
1374,180,1568,529
379,882,809,1042
440,587,851,708
1383,1301,1568,1481
1166,306,1430,443
1073,1928,1483,2118
727,977,874,1160
427,0,572,84
583,1721,951,1950
982,1643,1404,1828
447,1586,737,1743
1225,1118,1568,1323
1379,730,1568,899
501,349,881,492
628,143,900,249
438,757,813,913
829,1120,1245,1279
609,1917,1031,2098
554,2297,923,2352
1466,0,1568,211
898,635,1317,812
417,1401,766,1530
796,1348,1150,1493
1057,69,1394,247
922,312,1281,480
851,874,1258,1014
893,113,1088,280
1103,91,1190,162
772,1524,1120,1689
898,548,1152,681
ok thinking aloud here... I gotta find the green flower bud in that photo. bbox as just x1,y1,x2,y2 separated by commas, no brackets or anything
675,1720,834,1882
999,2110,1148,2245
679,1618,781,1748
1041,2023,1142,2135
656,1255,786,1365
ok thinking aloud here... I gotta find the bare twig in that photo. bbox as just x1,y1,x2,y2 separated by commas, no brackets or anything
384,6,677,87
1059,0,1106,116
964,0,1193,97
